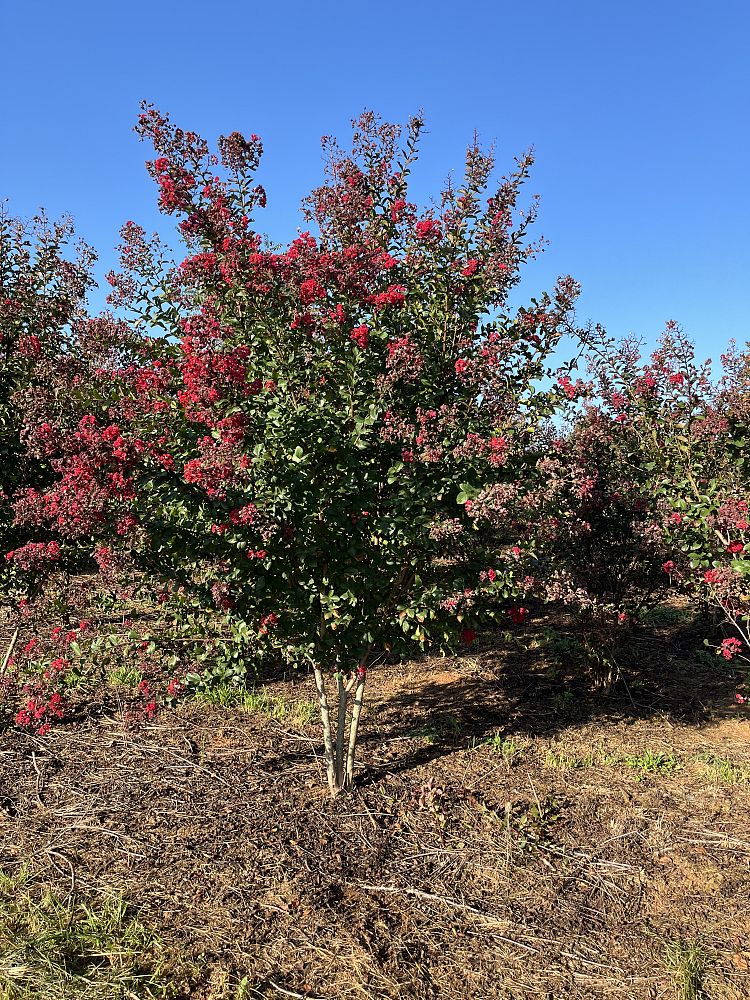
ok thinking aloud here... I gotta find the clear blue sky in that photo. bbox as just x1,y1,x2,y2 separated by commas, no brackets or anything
1,0,747,359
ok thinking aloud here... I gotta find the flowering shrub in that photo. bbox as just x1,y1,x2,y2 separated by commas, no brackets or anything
510,412,674,619
10,108,584,791
577,322,750,696
450,366,680,690
522,403,676,690
0,213,99,605
0,603,198,738
5,631,73,737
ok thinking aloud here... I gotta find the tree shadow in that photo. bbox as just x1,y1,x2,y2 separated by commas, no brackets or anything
357,611,747,785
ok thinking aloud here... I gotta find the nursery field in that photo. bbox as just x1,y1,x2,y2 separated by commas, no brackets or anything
2,603,749,1000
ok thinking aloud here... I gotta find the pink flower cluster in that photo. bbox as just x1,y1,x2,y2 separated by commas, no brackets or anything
5,541,60,571
720,637,743,660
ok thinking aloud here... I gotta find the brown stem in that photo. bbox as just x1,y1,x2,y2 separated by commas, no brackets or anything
313,667,336,796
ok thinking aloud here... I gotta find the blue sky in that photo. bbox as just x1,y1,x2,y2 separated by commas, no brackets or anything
1,0,747,360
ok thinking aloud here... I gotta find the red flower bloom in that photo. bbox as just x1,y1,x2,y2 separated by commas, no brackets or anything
720,637,743,660
16,335,42,358
415,218,440,240
461,628,477,645
299,278,326,305
167,677,185,698
258,613,279,635
487,437,507,467
350,324,369,349
390,198,407,220
369,285,405,309
558,375,576,399
6,541,60,571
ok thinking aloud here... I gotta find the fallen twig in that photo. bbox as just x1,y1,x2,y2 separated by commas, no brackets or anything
0,628,19,676
268,979,329,1000
355,882,539,953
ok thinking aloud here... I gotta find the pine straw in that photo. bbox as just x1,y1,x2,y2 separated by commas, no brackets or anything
1,616,750,999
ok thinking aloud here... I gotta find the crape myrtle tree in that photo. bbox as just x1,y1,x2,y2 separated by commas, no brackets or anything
16,107,581,793
502,333,702,691
510,398,677,690
579,323,750,695
0,212,101,609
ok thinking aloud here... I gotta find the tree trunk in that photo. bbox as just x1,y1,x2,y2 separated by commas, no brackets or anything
335,672,346,787
344,674,366,790
313,666,336,796
313,667,367,796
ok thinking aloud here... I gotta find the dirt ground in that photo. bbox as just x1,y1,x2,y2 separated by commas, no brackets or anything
1,608,749,999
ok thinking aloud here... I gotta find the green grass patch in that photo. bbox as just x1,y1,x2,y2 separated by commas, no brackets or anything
108,665,145,689
545,748,596,769
407,714,463,744
543,746,620,770
511,744,687,779
641,604,697,629
194,682,317,727
487,734,525,764
664,939,710,1000
0,864,176,999
624,750,682,780
695,752,750,785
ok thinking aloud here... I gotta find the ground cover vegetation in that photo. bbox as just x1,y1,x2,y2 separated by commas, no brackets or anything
1,108,748,998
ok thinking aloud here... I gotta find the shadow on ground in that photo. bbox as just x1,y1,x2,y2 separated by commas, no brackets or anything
357,606,745,783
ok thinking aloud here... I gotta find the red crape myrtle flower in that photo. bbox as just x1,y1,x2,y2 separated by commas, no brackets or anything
720,637,743,660
350,325,369,349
